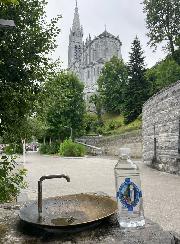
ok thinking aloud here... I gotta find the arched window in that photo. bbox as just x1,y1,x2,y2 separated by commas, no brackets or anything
74,45,78,59
88,70,90,79
85,54,88,65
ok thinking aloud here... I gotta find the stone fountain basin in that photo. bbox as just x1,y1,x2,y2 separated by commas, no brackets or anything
19,193,118,229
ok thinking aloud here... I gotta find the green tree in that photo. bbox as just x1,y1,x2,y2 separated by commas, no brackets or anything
40,72,85,140
0,0,61,140
145,65,158,96
0,155,27,203
123,37,150,123
146,58,180,95
89,94,103,123
0,0,18,4
143,0,180,57
174,35,180,64
97,56,128,114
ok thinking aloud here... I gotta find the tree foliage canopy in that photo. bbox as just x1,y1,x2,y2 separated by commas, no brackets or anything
0,0,61,140
123,37,150,123
39,72,85,140
146,58,180,95
0,0,18,5
97,56,128,114
143,0,180,56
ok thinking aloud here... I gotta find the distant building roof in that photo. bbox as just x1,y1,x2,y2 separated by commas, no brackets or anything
93,30,121,45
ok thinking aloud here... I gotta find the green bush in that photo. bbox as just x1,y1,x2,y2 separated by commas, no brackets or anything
4,143,23,155
48,142,60,154
39,142,60,155
39,144,49,154
95,126,104,135
59,139,86,157
14,143,23,154
105,120,122,131
84,113,99,133
0,155,27,203
3,145,14,155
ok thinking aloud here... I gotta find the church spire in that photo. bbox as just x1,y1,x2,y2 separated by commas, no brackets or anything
72,0,81,32
68,1,83,68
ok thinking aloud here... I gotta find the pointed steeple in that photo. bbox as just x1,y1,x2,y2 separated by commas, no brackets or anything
72,0,81,32
68,0,83,68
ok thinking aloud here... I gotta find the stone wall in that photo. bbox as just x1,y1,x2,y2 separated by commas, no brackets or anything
142,80,180,174
78,130,142,158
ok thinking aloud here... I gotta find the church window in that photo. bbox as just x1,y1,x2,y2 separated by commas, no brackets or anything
74,45,78,59
95,43,99,59
78,45,81,58
85,54,88,65
94,68,96,76
93,49,96,60
88,70,90,79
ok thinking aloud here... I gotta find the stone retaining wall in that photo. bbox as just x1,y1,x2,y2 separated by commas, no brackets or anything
78,130,142,158
142,80,180,174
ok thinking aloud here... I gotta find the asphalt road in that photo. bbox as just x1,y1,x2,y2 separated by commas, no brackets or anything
17,152,180,235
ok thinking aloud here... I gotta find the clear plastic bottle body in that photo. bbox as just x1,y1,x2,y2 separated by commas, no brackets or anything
114,157,145,228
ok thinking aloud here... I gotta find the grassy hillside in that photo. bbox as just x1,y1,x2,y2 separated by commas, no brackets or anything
86,113,142,136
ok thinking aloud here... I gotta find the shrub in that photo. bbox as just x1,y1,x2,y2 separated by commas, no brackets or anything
39,142,60,155
39,144,49,154
14,143,23,154
48,142,60,154
4,143,23,155
0,155,27,203
107,120,118,130
59,139,86,157
84,113,99,133
3,145,14,155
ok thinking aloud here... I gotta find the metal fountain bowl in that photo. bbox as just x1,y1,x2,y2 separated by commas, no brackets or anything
19,175,118,229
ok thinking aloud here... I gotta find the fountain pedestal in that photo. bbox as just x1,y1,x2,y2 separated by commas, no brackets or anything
0,204,179,243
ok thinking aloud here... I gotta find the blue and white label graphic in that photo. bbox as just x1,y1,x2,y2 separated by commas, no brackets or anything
116,178,142,212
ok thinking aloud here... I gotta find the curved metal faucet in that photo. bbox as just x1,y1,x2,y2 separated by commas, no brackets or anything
38,174,70,217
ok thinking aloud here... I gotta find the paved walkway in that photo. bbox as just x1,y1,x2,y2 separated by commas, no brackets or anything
17,152,180,235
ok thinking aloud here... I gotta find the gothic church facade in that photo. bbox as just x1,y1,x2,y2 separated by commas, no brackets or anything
68,2,122,101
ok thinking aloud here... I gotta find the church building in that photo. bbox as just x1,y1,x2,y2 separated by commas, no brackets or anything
68,1,122,102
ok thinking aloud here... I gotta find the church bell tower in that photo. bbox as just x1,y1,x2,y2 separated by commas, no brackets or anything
68,0,83,69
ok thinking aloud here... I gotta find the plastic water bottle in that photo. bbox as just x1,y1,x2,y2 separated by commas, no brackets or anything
114,154,145,228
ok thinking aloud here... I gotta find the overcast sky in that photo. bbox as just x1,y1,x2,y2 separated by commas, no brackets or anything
46,0,166,69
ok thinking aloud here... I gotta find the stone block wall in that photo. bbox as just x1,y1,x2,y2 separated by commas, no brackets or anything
78,131,142,158
142,80,180,174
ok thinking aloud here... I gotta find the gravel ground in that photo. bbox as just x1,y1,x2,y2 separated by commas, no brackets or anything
17,152,180,235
